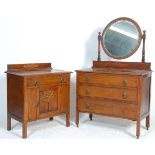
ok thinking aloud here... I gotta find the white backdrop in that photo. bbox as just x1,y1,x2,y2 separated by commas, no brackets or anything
0,0,155,139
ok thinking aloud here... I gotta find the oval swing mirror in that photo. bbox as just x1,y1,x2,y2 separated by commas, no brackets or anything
101,17,143,59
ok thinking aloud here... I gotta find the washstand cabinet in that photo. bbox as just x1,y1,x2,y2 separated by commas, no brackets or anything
76,17,152,138
6,63,71,138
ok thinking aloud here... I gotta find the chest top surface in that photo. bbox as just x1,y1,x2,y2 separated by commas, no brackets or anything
76,61,152,77
5,63,72,77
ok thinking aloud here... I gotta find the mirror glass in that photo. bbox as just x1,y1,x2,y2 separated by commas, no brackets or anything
102,19,142,59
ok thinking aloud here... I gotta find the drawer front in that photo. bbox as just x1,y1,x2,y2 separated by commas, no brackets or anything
78,85,137,102
78,98,137,120
78,73,137,88
27,74,69,87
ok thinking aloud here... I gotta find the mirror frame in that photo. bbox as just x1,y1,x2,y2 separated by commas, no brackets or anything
101,17,143,59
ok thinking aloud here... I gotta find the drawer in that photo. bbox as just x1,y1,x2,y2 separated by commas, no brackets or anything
78,85,137,102
78,98,137,120
78,73,137,88
27,74,69,87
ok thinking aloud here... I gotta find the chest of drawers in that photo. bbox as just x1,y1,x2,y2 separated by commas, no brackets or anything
76,61,152,138
6,63,71,138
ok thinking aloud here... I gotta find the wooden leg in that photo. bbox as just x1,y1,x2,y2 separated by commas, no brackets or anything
136,120,140,139
49,117,53,121
76,110,79,127
146,115,150,130
22,122,27,139
7,113,11,131
66,112,70,127
89,113,93,121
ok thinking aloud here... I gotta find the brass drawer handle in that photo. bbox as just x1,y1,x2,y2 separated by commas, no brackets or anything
85,88,90,95
60,75,64,83
122,91,127,99
34,80,40,87
37,101,40,107
122,80,127,87
85,103,91,109
85,76,91,82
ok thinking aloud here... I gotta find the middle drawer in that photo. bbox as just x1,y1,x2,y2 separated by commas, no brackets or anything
78,85,137,102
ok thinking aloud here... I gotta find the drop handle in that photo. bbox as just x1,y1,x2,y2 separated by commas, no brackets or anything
60,75,64,83
85,76,91,82
37,101,40,107
122,80,127,87
85,88,90,95
34,80,40,87
85,103,91,109
122,91,127,99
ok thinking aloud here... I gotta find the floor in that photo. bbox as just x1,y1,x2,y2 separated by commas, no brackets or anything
1,114,155,139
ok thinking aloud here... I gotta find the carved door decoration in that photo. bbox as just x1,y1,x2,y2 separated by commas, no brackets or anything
38,85,59,117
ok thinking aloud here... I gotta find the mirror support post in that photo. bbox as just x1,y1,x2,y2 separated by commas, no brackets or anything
142,30,146,63
97,32,101,61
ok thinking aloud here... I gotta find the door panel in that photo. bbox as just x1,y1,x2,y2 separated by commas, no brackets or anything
37,85,60,118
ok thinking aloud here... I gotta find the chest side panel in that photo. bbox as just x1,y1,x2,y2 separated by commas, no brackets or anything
141,76,151,116
7,74,24,120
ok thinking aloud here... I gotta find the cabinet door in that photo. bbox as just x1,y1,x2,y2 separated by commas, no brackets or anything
37,85,60,119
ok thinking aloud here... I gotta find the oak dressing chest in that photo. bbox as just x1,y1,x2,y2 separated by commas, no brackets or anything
76,17,152,138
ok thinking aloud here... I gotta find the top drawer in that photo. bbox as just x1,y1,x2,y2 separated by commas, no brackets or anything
78,73,137,88
27,74,70,87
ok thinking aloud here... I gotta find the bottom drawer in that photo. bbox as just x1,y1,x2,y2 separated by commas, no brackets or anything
77,97,137,120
